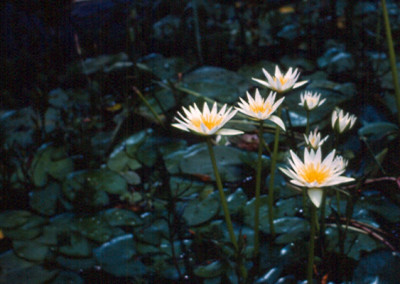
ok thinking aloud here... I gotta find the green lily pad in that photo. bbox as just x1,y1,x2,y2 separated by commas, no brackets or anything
325,227,384,260
0,251,57,284
353,250,400,283
0,108,36,148
359,195,400,223
134,218,169,245
29,182,61,216
13,240,50,262
94,234,147,277
169,177,206,198
137,54,193,80
103,208,143,227
181,66,251,104
50,271,84,284
243,195,270,232
358,122,399,141
63,169,128,203
177,144,248,182
227,188,248,215
125,129,152,157
0,210,32,229
274,217,309,244
73,52,133,75
194,260,225,278
59,232,92,257
56,256,96,271
75,215,120,243
4,214,47,241
183,192,220,226
107,147,142,172
30,144,74,187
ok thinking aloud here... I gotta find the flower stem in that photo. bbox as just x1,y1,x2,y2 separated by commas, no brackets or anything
307,202,317,283
254,120,264,257
268,107,282,238
305,111,310,135
206,137,238,251
382,0,400,126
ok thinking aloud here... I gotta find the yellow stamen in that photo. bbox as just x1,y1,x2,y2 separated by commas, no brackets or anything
275,76,288,85
299,163,330,184
250,102,272,114
191,114,223,130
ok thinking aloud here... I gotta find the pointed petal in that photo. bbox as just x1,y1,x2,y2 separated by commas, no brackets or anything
293,80,308,89
216,128,244,135
269,115,286,131
307,188,324,208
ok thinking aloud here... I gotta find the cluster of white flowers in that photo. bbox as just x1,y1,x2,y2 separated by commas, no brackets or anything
172,65,356,208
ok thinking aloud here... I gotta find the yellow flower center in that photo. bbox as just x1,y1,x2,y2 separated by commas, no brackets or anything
275,76,288,85
299,163,330,184
191,114,223,130
250,102,272,114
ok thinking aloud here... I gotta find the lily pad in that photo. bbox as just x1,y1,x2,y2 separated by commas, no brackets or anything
194,260,225,278
30,144,74,187
227,188,248,215
0,251,58,284
50,271,84,284
13,240,50,262
94,234,147,277
353,250,400,283
183,192,220,226
29,182,61,216
103,208,143,227
59,232,92,257
63,169,128,204
137,53,192,80
177,144,248,182
75,215,120,243
0,210,32,229
56,256,96,271
181,66,250,104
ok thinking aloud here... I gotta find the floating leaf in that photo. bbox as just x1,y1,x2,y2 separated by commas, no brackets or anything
13,240,50,262
194,260,225,278
94,234,147,277
59,232,92,257
103,208,143,227
50,271,84,284
0,210,32,229
30,144,74,187
358,122,399,141
75,215,121,243
183,192,220,226
29,183,61,216
353,250,400,283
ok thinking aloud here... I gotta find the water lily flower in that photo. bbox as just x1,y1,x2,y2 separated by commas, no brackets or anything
304,129,329,150
331,108,357,133
236,89,286,130
299,91,326,111
252,65,308,93
279,148,354,207
172,102,243,136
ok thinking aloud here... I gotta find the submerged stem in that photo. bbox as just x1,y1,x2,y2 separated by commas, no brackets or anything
205,138,238,251
307,202,317,283
268,107,282,238
254,120,264,257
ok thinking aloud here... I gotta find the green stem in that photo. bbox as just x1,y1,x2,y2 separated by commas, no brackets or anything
307,202,317,283
305,111,310,136
382,0,400,126
133,87,165,127
254,120,264,257
206,138,238,251
268,107,282,238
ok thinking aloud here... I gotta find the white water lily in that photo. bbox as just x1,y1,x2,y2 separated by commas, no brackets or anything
331,108,357,133
252,65,308,93
279,148,354,207
304,129,329,150
172,102,243,136
236,89,286,130
299,91,326,111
